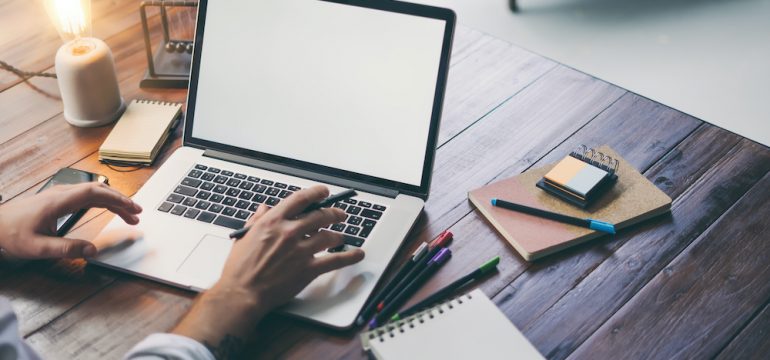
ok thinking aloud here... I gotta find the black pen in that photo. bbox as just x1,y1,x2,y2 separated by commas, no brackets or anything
490,198,615,234
229,189,357,239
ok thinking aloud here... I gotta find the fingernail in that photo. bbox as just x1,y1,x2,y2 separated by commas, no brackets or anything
84,245,97,258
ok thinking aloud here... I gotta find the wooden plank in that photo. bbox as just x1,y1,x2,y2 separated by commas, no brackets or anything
511,136,770,359
24,65,625,360
715,302,770,360
568,169,770,359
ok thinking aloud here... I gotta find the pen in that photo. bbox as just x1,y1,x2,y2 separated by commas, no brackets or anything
390,256,500,322
375,230,453,312
369,248,452,329
355,241,430,326
229,189,357,239
490,198,616,234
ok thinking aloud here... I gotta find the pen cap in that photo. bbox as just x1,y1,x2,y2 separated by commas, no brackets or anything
479,256,500,274
429,231,453,250
588,219,616,234
430,248,452,264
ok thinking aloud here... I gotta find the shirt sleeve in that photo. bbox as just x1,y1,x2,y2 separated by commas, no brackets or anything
0,298,42,360
124,333,215,360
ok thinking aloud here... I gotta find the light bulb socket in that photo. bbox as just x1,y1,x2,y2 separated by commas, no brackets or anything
55,37,125,127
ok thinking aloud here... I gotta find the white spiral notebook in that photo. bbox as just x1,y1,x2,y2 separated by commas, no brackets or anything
360,289,543,360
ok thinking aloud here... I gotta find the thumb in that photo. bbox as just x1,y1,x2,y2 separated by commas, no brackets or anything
32,236,98,259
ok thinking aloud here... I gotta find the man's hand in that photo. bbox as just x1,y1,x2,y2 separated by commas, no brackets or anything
0,182,142,259
172,186,365,358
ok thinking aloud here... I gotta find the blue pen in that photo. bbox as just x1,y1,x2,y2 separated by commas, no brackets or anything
491,198,616,234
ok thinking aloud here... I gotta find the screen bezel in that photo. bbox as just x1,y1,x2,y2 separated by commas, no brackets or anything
183,0,455,199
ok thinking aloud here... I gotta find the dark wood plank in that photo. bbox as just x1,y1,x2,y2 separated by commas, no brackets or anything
509,136,770,359
715,301,770,360
568,169,770,359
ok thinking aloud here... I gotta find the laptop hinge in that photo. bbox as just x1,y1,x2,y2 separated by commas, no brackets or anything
203,150,400,199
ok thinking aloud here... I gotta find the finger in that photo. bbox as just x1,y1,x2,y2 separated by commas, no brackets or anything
311,248,365,275
54,183,142,224
31,235,98,259
291,208,346,237
272,185,329,219
246,204,270,226
301,229,345,254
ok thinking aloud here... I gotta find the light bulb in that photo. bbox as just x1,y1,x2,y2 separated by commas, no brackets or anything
44,0,92,43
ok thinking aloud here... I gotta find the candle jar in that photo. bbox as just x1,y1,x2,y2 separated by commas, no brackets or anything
55,37,125,127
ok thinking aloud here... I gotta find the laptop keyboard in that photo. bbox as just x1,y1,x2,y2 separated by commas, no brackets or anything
157,164,388,251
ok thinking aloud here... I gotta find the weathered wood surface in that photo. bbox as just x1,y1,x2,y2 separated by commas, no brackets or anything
1,1,768,359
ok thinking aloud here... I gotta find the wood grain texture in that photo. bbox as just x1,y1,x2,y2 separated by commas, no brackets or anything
569,170,770,359
715,302,770,360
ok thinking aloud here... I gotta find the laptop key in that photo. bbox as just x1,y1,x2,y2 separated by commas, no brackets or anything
363,219,376,228
266,197,280,206
360,209,383,220
346,205,361,215
253,194,267,203
235,210,251,220
196,211,216,223
207,167,221,173
196,191,211,200
188,170,203,178
234,173,247,179
344,235,365,247
174,185,197,197
288,185,302,191
226,188,240,197
278,190,292,199
195,164,208,170
330,223,346,232
222,207,237,217
221,170,234,176
158,202,174,212
166,194,184,203
249,202,259,211
209,204,224,213
260,179,274,185
239,191,254,200
184,208,200,218
201,172,215,181
343,198,357,205
171,205,187,215
226,178,241,187
200,182,215,191
264,187,279,196
328,245,346,253
183,197,197,207
253,184,267,193
239,181,254,191
210,194,224,203
333,202,347,210
223,197,236,206
373,204,387,211
213,184,227,193
235,200,249,209
344,225,360,236
347,216,362,225
359,227,372,238
214,175,228,184
213,215,245,230
358,201,372,208
181,177,202,188
195,201,211,210
274,182,287,189
248,176,260,182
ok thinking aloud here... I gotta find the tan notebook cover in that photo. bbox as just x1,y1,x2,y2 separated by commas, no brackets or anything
99,100,182,163
468,146,671,260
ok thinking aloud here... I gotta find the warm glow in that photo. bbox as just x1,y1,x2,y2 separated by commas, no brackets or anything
45,0,92,42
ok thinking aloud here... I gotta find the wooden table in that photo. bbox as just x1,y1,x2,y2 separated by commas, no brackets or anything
2,1,769,359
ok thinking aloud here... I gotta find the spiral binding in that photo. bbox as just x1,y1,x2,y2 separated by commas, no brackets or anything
368,292,474,343
134,99,179,107
569,145,619,175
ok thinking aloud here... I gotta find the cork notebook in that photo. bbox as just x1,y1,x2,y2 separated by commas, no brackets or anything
468,146,671,260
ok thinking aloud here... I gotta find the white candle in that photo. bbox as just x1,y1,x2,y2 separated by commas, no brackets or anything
55,37,125,127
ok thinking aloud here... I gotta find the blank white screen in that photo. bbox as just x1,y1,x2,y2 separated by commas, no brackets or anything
191,0,447,186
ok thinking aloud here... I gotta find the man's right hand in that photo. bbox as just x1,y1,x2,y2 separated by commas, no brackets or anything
172,186,364,358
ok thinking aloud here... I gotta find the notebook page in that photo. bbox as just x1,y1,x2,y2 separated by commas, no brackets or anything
366,289,543,360
100,100,181,157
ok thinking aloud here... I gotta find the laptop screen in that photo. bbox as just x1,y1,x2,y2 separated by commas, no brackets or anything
188,0,451,189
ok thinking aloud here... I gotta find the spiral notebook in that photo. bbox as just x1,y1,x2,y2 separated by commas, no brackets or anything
361,289,543,360
99,99,182,165
538,145,619,208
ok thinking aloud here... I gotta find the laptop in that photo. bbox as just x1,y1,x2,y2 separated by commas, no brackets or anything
91,0,455,329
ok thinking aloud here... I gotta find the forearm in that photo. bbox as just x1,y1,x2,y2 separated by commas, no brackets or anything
172,285,265,359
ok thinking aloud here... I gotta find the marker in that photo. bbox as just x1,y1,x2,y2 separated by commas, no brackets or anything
375,231,453,312
390,256,500,322
490,198,615,234
355,241,430,326
369,248,452,329
229,189,357,239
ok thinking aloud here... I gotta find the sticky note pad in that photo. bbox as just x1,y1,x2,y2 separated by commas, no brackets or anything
544,156,608,198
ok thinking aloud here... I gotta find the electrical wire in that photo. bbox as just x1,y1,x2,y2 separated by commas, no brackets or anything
0,60,57,79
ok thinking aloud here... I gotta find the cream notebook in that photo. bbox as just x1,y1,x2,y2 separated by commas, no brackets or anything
361,289,543,360
99,100,182,164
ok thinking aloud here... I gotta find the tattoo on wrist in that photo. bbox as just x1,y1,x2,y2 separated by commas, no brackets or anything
203,334,245,360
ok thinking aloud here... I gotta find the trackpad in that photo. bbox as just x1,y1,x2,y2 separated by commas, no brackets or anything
177,234,232,288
